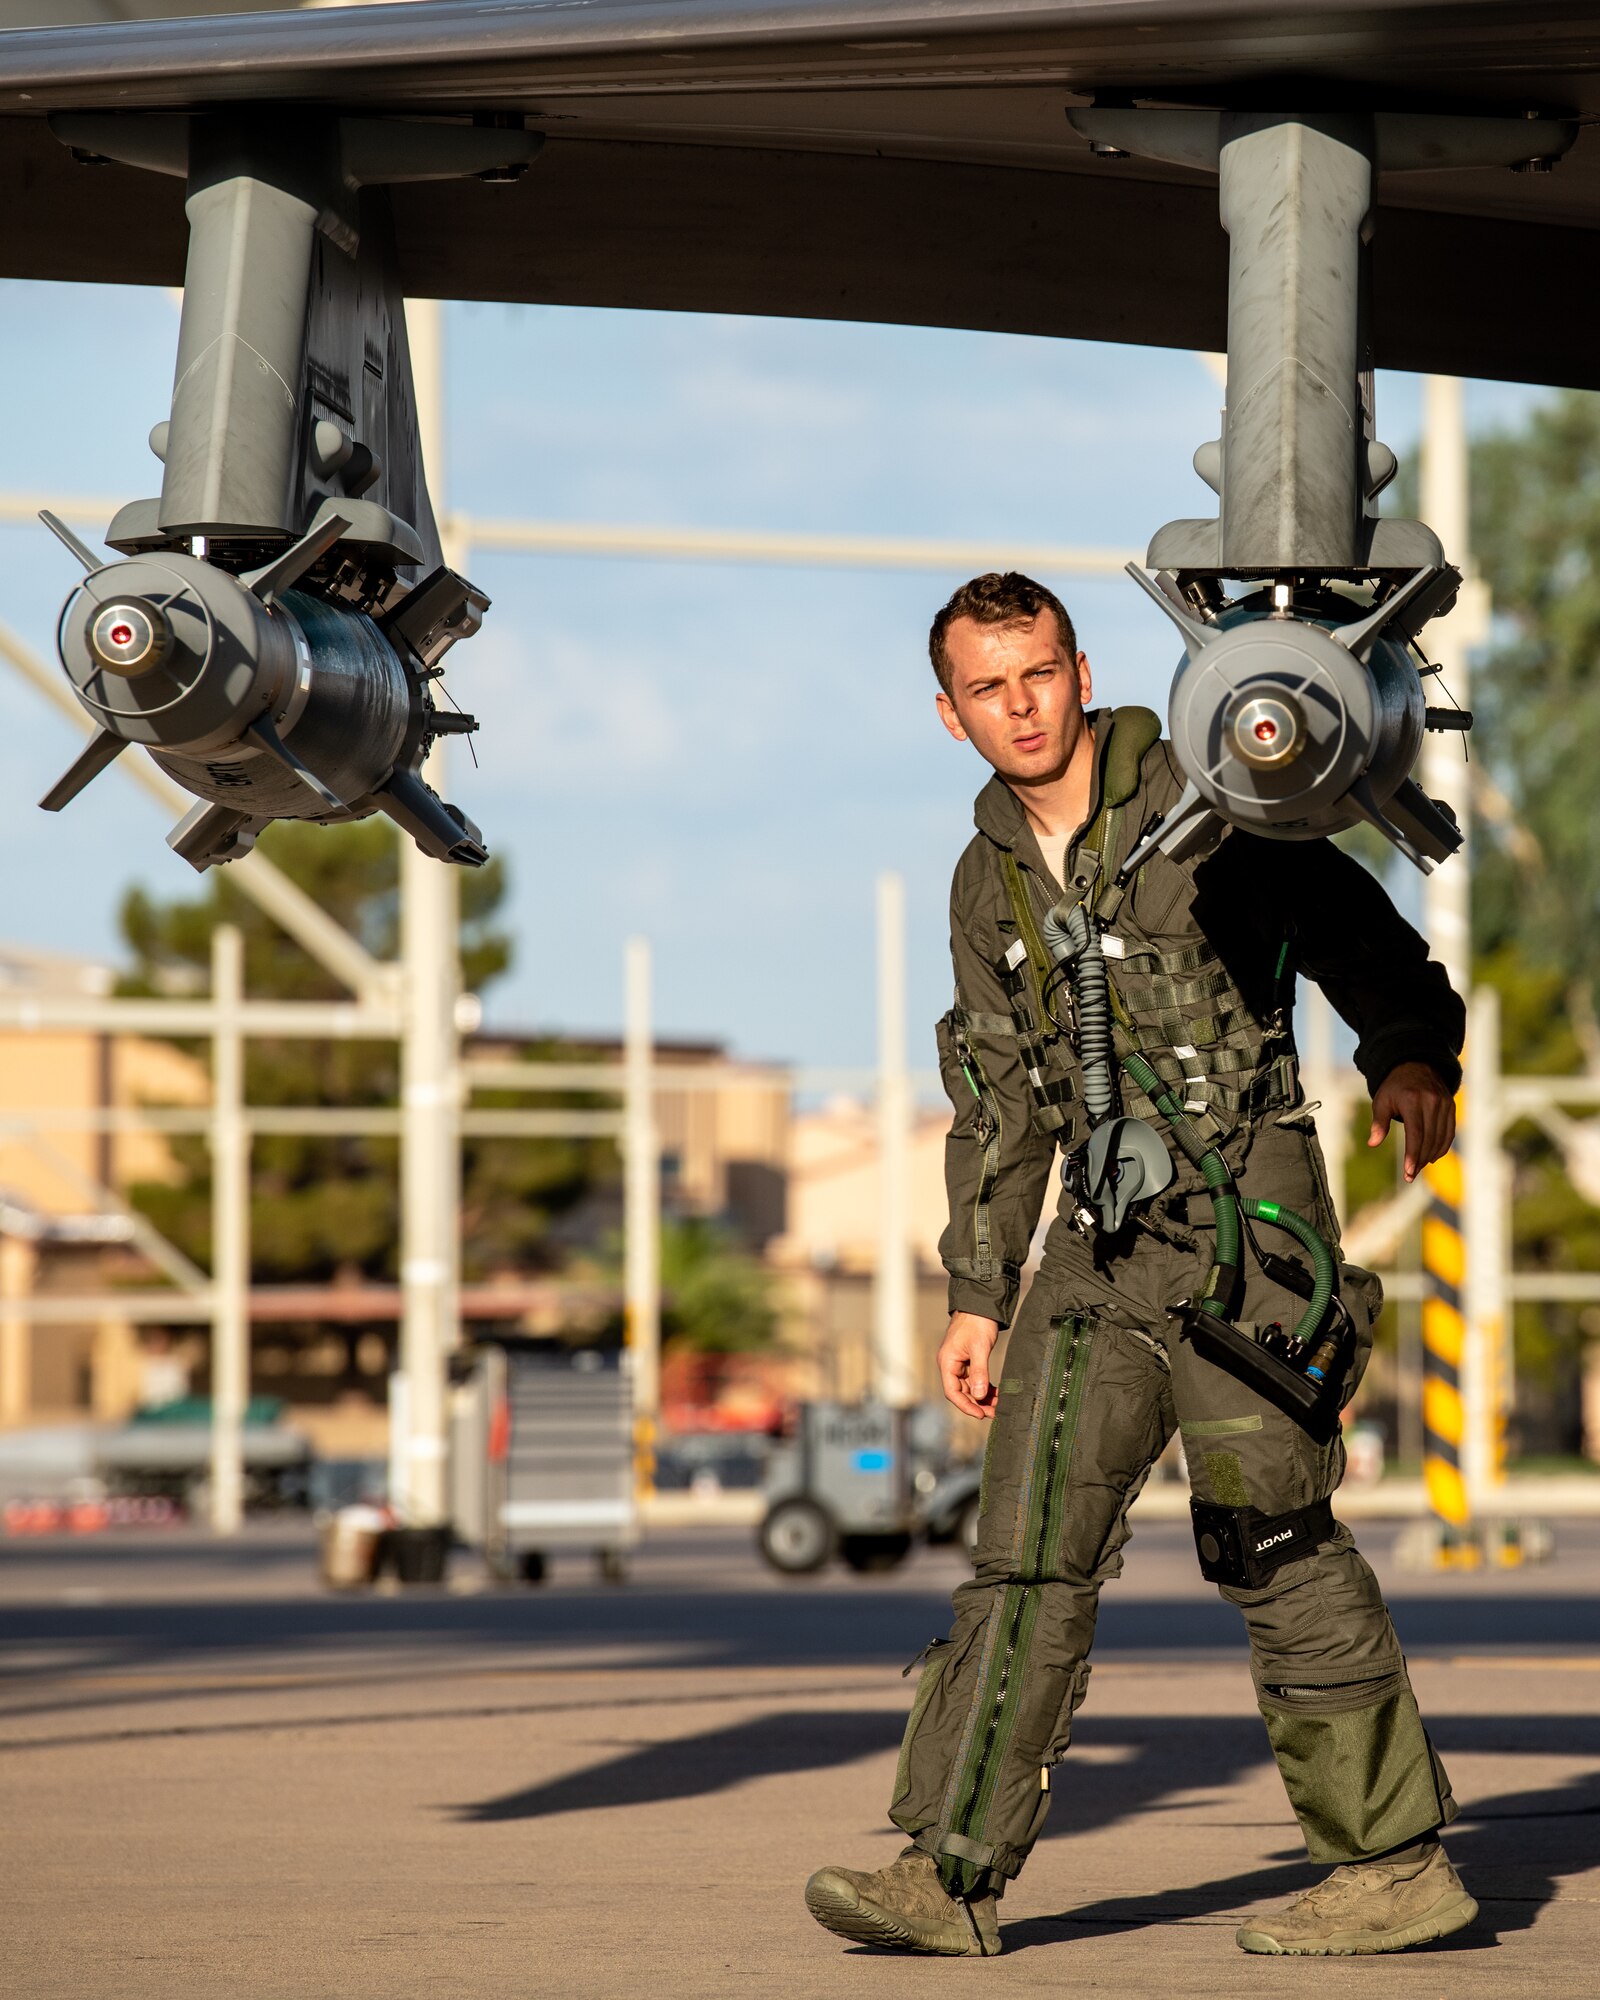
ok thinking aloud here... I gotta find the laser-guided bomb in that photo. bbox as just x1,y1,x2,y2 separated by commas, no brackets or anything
1066,107,1574,881
34,108,540,871
42,511,487,869
1120,562,1469,877
1038,106,1578,1434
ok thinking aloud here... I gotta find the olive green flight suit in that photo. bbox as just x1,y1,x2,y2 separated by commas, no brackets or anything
891,707,1465,1898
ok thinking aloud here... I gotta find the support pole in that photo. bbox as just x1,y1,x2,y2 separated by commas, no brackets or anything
874,871,916,1408
395,296,460,1528
623,936,661,1490
1420,1145,1469,1532
1217,113,1373,569
1420,377,1473,993
209,923,248,1537
0,1236,37,1429
1463,985,1506,1510
397,799,459,1526
1419,374,1480,1543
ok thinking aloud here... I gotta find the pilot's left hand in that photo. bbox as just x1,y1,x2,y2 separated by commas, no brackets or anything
1369,1061,1456,1182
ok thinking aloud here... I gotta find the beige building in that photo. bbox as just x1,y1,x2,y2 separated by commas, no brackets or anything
1,996,808,1431
0,936,968,1430
0,946,207,1427
468,1031,794,1251
766,1096,957,1405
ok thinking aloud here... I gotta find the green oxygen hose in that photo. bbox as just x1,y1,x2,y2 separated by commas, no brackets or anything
1118,1045,1337,1349
1241,1197,1338,1347
1117,1047,1240,1316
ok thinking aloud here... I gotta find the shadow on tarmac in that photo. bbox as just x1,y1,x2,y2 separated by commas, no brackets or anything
1007,1720,1600,1952
8,1584,1600,1682
456,1700,1600,1948
456,1708,906,1822
450,1707,1600,1828
1002,1764,1599,1955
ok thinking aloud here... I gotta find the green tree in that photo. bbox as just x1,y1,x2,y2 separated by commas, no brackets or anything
658,1217,779,1355
1334,410,1600,1441
122,819,609,1284
1470,390,1600,996
1403,391,1600,1437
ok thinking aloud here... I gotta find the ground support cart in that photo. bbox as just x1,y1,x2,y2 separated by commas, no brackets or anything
451,1341,637,1584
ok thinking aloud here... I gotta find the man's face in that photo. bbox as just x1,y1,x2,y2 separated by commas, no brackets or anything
935,611,1093,785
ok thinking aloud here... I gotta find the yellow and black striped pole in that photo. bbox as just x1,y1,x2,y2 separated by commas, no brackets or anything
1419,374,1484,1567
1421,1142,1476,1561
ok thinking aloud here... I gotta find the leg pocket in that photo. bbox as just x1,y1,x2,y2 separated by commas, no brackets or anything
1258,1673,1454,1862
888,1608,987,1835
1338,1261,1384,1405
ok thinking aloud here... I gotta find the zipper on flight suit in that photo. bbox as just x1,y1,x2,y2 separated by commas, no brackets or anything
954,1319,1088,1857
1028,1318,1088,1572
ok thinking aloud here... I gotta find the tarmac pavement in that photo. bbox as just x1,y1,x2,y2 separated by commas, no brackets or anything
3,1517,1599,1999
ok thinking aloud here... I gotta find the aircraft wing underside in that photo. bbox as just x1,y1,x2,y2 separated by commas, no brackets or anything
1,0,1598,384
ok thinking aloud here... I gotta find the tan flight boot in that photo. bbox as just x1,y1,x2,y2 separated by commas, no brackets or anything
1237,1840,1477,1955
805,1846,1002,1956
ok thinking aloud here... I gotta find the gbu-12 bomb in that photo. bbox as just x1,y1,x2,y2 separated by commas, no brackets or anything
31,106,541,870
39,510,488,870
1053,107,1544,882
1120,564,1469,876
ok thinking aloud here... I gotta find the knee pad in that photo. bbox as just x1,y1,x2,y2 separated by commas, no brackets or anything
1191,1496,1337,1588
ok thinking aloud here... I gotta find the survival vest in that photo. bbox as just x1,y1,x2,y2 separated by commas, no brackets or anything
992,707,1298,1167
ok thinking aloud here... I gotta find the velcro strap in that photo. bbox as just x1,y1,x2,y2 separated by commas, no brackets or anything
1127,1004,1258,1048
1113,938,1221,976
1120,967,1237,1009
930,1830,999,1867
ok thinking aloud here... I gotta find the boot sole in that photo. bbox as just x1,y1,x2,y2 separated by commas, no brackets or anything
1237,1888,1479,1956
804,1870,999,1957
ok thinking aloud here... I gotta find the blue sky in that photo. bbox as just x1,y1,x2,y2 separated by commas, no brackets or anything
0,282,1550,1067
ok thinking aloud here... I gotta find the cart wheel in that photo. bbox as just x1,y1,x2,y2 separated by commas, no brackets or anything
840,1531,914,1573
518,1551,548,1585
957,1497,982,1562
596,1548,630,1585
759,1498,836,1574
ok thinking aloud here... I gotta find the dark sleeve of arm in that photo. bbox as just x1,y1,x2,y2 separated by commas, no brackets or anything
1272,839,1466,1096
937,871,1056,1328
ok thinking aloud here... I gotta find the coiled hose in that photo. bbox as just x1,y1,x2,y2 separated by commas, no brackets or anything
1041,900,1114,1122
1045,912,1338,1353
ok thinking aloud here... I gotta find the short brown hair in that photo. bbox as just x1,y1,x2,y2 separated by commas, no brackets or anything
929,572,1078,697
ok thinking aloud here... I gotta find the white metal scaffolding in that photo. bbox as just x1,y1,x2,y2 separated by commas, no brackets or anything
208,924,247,1535
623,936,663,1479
874,872,917,1407
5,333,1588,1526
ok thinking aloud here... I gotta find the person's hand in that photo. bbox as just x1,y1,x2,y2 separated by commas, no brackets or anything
1368,1061,1456,1182
938,1312,1002,1420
